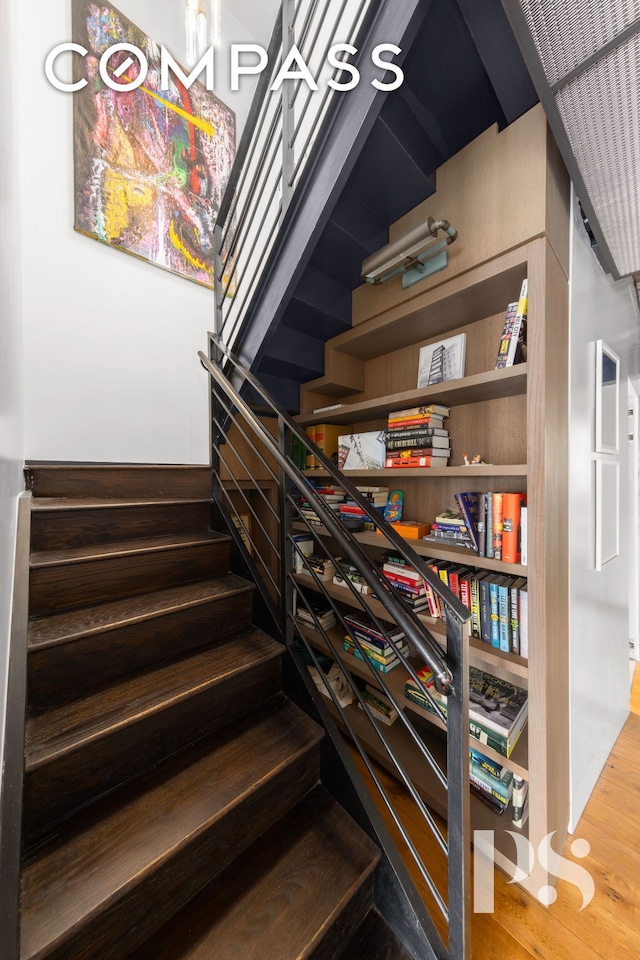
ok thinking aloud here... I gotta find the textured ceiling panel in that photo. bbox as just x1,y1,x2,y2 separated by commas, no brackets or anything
519,0,640,84
554,34,640,275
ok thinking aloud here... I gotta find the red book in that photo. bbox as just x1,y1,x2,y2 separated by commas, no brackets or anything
386,416,445,430
385,456,449,468
383,570,424,590
502,493,527,563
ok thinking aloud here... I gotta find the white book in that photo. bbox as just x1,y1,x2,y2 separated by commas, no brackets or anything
520,505,528,566
519,586,528,660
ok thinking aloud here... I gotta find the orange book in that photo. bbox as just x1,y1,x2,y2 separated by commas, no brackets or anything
377,520,430,539
502,493,527,563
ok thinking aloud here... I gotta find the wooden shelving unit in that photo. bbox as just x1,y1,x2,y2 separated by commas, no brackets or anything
296,215,569,887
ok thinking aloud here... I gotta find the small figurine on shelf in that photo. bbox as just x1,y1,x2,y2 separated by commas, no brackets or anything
462,453,492,466
384,490,403,523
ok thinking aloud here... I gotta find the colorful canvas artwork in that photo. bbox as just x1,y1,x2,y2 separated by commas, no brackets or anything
72,1,235,287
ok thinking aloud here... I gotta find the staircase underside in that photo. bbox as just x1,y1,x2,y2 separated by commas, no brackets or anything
238,0,537,411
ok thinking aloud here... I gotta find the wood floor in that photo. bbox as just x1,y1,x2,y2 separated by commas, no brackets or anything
347,663,640,959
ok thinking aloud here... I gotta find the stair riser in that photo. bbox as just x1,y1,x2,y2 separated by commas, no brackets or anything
27,749,320,960
28,467,211,500
30,502,213,551
28,591,255,707
23,657,282,842
29,542,230,616
307,877,375,960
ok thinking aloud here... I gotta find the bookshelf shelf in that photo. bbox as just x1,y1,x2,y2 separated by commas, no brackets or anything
302,465,528,478
297,623,529,780
296,364,527,427
292,521,528,577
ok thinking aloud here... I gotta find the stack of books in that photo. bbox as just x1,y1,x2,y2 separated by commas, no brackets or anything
380,554,431,612
339,485,389,530
294,593,337,632
332,563,374,595
297,483,346,527
358,685,399,725
296,554,338,582
343,612,410,674
469,748,514,815
384,404,451,468
291,534,314,574
423,492,481,551
405,665,528,758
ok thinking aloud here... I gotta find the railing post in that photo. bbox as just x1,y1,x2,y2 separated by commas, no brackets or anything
213,223,224,339
208,336,223,503
281,0,296,211
278,416,295,646
446,613,471,960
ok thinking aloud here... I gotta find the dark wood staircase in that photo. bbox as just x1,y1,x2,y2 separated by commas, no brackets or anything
16,464,412,960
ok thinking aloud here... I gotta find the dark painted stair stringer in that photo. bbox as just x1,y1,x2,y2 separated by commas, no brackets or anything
15,464,414,960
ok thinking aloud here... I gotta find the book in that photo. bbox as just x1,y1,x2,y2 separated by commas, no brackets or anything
478,493,487,556
520,506,528,566
389,447,451,459
470,760,513,804
376,520,430,539
358,687,399,725
388,404,450,420
454,492,481,552
385,416,446,430
417,335,466,388
489,578,501,648
505,279,528,367
509,577,527,654
385,455,450,468
384,424,446,439
385,433,449,450
292,534,314,574
519,585,529,659
304,424,344,469
502,492,527,564
469,747,506,780
492,493,504,560
343,612,405,646
312,403,346,413
383,570,425,591
495,301,518,369
382,561,422,581
332,574,373,595
479,575,493,643
498,577,515,652
486,493,494,559
343,641,401,672
344,637,408,665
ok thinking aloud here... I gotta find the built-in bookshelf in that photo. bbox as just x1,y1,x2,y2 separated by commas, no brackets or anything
295,212,569,889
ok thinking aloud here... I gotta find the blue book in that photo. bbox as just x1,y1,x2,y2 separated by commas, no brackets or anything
489,579,501,648
454,492,480,552
498,579,513,653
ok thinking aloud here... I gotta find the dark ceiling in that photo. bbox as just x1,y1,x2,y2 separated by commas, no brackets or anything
253,0,538,408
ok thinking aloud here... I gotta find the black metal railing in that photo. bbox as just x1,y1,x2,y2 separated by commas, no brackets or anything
214,0,375,350
200,333,471,960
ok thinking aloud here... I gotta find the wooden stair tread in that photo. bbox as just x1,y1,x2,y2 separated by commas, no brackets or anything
31,497,212,511
30,533,229,569
25,629,282,769
20,700,324,960
28,575,254,649
130,788,381,960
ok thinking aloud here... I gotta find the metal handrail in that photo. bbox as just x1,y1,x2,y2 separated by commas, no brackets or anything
201,334,471,692
200,332,471,960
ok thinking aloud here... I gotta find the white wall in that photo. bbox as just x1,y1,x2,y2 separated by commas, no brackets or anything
0,0,25,803
19,0,273,465
568,193,639,830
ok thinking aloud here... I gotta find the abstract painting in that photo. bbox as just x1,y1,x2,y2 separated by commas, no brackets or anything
72,1,235,287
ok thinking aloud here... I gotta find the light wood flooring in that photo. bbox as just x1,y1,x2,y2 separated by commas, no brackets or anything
347,664,640,959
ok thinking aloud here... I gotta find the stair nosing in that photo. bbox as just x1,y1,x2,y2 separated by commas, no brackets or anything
302,862,379,960
31,497,213,512
29,533,230,569
25,632,283,772
28,576,255,651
